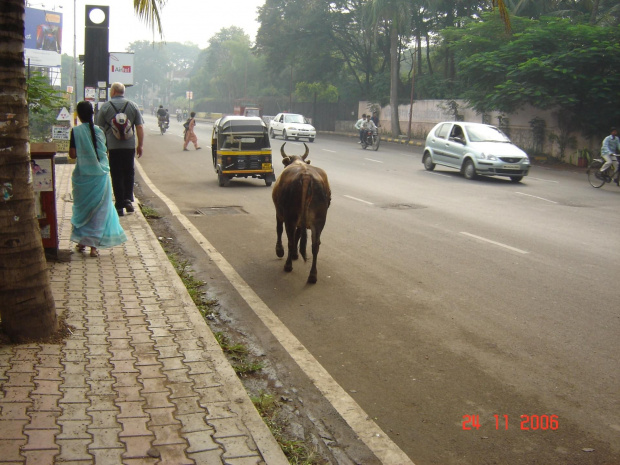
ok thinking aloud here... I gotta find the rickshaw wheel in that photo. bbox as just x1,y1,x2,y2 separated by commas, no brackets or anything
265,179,272,186
218,173,230,187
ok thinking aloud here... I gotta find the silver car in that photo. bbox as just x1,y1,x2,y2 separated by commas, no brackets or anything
422,122,530,182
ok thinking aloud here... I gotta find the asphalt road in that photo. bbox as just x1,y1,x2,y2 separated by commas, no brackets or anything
137,115,620,465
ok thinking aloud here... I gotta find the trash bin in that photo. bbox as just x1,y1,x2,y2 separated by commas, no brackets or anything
30,142,59,257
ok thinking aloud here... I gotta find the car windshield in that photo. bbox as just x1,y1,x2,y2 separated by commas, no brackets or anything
466,125,510,143
284,114,305,124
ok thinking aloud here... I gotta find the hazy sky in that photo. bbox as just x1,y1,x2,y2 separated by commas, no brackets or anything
40,0,264,55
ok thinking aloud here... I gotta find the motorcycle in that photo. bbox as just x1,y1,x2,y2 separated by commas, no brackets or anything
361,129,380,151
158,116,169,135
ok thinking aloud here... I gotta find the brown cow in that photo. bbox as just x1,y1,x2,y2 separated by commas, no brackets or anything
272,143,331,283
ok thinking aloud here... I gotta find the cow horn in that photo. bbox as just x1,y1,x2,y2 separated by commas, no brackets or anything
280,143,288,158
302,143,309,160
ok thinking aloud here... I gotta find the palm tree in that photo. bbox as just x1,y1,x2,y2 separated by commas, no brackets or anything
0,0,162,341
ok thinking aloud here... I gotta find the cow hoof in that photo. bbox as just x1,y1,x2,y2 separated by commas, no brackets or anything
307,275,317,284
284,265,293,272
276,244,284,258
292,253,299,260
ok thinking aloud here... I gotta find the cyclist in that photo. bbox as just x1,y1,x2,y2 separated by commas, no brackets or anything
598,127,620,184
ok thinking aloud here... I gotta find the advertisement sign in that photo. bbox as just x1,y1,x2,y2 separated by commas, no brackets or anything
24,7,62,67
109,53,134,86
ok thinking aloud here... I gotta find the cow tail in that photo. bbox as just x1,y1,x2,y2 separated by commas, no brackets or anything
299,175,312,262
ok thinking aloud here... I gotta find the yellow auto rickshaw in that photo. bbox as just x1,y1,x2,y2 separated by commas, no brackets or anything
211,116,275,187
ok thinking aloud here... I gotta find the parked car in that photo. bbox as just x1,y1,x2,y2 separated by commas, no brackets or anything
422,121,530,182
269,113,316,142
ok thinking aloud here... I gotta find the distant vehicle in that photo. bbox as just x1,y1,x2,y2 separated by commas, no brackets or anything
269,113,316,142
138,105,144,114
233,104,262,117
422,121,530,182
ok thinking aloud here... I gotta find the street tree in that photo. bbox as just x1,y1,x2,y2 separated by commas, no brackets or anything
457,17,620,139
0,0,162,341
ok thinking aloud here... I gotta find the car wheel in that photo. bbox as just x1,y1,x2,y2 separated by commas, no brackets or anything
462,159,477,180
510,176,523,183
309,138,315,143
423,153,435,171
269,128,275,139
265,179,272,186
283,130,288,140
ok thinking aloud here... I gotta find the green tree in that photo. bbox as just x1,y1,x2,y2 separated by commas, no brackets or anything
458,17,620,138
0,0,163,341
27,72,69,141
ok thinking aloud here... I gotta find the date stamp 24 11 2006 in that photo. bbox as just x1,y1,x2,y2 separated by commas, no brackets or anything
462,414,559,431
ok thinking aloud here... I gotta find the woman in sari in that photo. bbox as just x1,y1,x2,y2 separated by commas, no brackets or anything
69,101,127,257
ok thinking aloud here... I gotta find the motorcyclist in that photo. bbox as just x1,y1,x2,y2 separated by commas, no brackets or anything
363,114,377,145
156,105,168,128
598,127,620,184
355,113,368,144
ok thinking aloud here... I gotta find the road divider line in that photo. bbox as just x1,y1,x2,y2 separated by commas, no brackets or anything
364,158,383,163
343,195,374,205
460,232,529,254
135,161,414,465
322,149,337,153
515,192,558,204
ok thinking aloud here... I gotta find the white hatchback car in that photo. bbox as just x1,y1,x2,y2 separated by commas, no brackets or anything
269,113,316,142
423,122,530,182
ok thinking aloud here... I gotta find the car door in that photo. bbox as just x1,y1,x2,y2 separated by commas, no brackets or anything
444,124,468,169
431,123,452,165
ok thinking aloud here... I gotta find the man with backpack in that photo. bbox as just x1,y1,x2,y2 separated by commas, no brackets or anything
96,82,144,216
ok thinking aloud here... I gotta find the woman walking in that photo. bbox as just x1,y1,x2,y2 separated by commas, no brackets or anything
183,111,201,151
69,101,127,256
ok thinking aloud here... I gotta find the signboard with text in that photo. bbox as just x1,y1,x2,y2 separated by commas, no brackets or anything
24,7,62,67
109,53,134,86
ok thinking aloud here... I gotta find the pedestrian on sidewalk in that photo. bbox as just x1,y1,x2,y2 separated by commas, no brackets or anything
183,111,201,151
96,82,144,216
70,101,127,257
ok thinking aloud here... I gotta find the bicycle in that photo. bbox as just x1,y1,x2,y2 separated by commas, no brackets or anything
587,157,619,188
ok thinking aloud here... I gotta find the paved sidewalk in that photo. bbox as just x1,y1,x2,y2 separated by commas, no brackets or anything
0,163,288,465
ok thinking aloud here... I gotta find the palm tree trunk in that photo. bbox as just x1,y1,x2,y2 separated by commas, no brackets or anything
389,23,400,137
0,0,58,341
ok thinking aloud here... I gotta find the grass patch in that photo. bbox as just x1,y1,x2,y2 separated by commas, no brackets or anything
251,391,323,465
139,203,163,219
214,331,264,375
164,248,219,319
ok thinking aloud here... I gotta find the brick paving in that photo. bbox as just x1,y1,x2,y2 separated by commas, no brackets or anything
0,164,288,465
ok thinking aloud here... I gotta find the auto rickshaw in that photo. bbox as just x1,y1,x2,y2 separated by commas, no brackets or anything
211,116,275,187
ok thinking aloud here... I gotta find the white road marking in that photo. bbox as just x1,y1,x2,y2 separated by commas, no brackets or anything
135,161,414,465
528,177,559,183
364,158,383,163
460,232,529,254
322,149,337,153
515,192,558,204
343,195,374,205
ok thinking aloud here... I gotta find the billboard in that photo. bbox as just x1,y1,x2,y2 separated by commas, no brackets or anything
24,7,63,67
109,53,134,86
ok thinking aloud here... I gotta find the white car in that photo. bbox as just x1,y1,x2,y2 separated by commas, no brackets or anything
269,113,316,142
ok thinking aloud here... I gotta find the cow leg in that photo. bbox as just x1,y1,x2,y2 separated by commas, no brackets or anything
298,227,307,261
307,225,323,284
284,221,296,272
275,217,284,258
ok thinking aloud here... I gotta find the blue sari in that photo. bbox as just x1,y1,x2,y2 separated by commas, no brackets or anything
71,123,127,248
